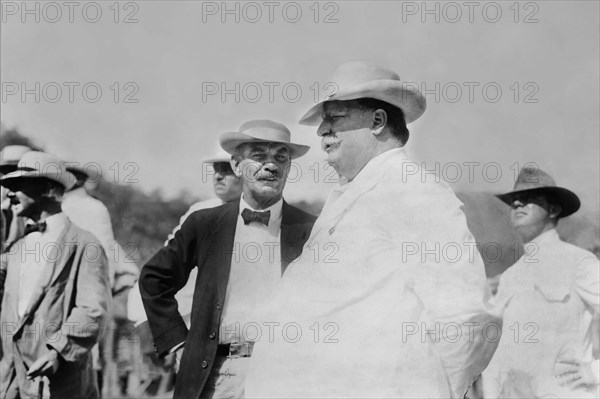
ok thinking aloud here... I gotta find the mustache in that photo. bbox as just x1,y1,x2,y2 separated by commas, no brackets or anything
321,136,340,151
255,171,279,180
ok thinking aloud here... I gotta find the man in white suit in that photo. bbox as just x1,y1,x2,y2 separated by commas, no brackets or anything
245,62,499,398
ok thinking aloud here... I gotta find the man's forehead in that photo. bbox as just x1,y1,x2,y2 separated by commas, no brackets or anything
322,99,360,113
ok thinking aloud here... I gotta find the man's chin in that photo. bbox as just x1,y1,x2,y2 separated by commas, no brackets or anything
252,184,282,198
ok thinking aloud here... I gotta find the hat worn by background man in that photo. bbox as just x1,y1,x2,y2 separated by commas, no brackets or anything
220,119,309,159
496,167,581,218
299,61,427,126
0,151,76,191
0,145,32,175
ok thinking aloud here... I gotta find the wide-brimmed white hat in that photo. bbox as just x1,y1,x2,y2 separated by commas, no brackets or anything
299,61,426,126
0,145,31,174
0,151,76,191
220,120,310,159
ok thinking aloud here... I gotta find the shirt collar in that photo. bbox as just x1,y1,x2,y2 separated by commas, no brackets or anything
64,186,86,198
524,228,558,254
239,195,283,222
529,228,559,246
41,212,68,234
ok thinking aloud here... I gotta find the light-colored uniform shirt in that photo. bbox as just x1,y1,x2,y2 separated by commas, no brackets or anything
18,213,67,318
482,228,600,398
245,148,498,398
219,196,283,344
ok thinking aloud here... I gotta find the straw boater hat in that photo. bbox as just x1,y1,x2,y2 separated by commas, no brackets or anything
204,150,232,164
0,151,76,191
0,145,31,175
299,61,427,126
496,167,580,218
64,160,103,182
219,120,310,159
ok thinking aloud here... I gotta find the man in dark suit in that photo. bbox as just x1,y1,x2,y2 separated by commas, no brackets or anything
140,120,316,399
0,151,111,398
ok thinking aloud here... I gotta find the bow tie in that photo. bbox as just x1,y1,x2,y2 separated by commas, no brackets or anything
24,221,47,236
241,208,270,226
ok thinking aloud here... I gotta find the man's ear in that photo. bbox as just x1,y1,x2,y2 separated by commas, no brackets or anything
230,156,242,178
372,109,387,136
548,204,562,219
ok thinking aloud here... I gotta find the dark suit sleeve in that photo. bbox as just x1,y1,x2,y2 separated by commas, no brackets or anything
139,212,203,356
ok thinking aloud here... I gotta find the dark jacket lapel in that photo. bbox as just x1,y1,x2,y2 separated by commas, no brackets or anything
209,201,239,299
280,201,314,275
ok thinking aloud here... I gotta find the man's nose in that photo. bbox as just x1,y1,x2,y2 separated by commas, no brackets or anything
214,171,225,181
511,199,525,209
317,122,330,137
263,162,278,172
6,191,15,199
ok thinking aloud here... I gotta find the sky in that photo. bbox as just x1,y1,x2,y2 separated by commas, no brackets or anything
1,0,599,214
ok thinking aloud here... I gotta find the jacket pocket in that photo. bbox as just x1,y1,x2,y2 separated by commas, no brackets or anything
534,283,571,302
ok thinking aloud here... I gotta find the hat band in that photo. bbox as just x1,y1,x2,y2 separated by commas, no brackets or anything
242,127,291,143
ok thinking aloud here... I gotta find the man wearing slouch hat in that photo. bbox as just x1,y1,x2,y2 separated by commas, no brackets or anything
482,167,599,398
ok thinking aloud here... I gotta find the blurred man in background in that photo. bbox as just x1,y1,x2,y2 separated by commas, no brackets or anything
165,150,243,244
62,162,139,396
0,145,30,253
482,167,599,398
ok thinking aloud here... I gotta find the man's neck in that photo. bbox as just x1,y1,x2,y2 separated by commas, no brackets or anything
345,143,403,182
243,192,281,210
517,222,556,244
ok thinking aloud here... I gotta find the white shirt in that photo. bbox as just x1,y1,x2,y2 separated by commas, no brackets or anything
18,213,67,318
220,196,283,344
246,148,496,398
483,229,600,398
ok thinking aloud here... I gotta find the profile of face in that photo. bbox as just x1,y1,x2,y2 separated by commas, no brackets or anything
509,193,560,233
5,178,50,218
231,142,291,209
317,100,377,181
212,162,242,203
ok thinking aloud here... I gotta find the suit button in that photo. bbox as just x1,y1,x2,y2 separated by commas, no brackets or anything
201,360,208,368
216,301,221,310
209,332,216,339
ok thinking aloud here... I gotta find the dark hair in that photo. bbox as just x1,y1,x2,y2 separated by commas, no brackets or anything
355,98,410,144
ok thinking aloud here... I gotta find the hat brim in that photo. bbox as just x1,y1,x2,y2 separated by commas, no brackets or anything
220,132,310,159
0,164,18,175
496,187,581,218
204,156,232,164
0,169,75,191
66,165,89,178
298,80,426,126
